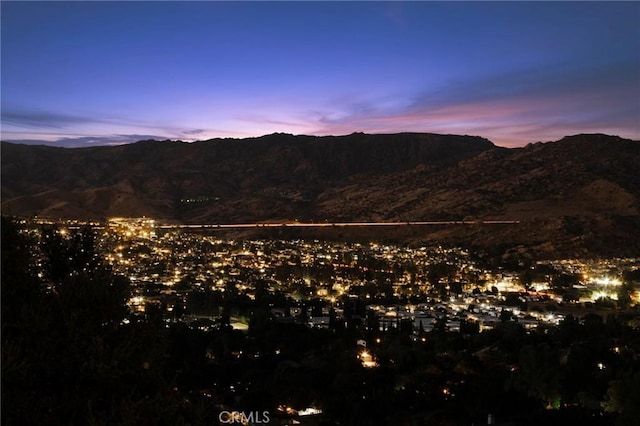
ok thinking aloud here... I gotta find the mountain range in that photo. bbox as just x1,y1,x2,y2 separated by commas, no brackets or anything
2,132,639,258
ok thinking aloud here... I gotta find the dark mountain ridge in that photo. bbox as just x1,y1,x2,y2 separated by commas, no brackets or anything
1,132,495,215
2,132,639,257
2,132,494,185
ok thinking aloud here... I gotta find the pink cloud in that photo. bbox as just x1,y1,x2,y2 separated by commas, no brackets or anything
304,88,639,147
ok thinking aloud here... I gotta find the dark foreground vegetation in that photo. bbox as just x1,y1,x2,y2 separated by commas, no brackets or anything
2,217,640,425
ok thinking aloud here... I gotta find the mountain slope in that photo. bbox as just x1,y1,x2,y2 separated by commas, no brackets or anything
2,132,639,257
1,132,495,219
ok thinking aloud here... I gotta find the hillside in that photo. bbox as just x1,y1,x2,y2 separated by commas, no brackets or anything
1,133,495,220
2,132,639,257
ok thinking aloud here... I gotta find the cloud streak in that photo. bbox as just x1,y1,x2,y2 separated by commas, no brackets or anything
0,108,236,145
182,129,206,135
1,109,103,129
308,61,640,146
3,134,172,148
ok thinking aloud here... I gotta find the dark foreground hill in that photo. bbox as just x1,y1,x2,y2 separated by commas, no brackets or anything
2,132,639,257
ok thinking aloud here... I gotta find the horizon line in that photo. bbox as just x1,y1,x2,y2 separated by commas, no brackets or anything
1,130,636,150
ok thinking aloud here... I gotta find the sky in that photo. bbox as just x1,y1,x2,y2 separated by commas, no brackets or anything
1,1,639,148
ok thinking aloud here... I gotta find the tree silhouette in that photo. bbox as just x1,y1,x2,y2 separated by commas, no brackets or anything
1,220,192,424
509,343,562,408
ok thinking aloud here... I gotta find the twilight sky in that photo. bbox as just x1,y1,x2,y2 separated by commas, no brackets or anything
1,1,639,148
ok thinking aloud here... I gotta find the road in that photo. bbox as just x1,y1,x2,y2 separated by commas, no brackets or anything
157,220,520,230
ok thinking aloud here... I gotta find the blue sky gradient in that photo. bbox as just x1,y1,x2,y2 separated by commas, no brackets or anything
2,1,639,147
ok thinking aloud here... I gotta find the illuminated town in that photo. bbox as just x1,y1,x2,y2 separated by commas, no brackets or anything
6,215,640,425
23,217,637,333
120,218,638,319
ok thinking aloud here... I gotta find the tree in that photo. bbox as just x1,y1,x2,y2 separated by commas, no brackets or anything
616,283,635,309
366,309,380,332
427,262,457,287
562,288,580,303
450,281,463,295
500,308,513,323
519,270,533,290
602,372,640,425
552,273,580,290
1,220,190,424
508,343,562,408
1,217,41,328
